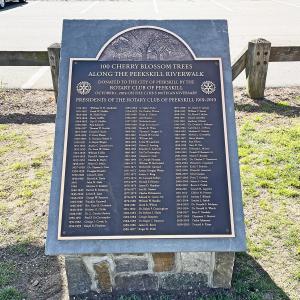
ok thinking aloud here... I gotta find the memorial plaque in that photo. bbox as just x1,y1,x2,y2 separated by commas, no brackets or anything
46,20,246,254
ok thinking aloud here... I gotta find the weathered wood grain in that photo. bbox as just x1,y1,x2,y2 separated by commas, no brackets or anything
47,43,61,102
1,43,299,100
270,46,300,62
0,51,49,66
231,48,247,80
246,39,271,99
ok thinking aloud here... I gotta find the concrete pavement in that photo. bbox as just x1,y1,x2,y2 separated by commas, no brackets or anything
0,0,299,89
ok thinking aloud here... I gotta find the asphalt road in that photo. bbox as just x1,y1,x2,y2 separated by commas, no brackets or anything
0,0,300,89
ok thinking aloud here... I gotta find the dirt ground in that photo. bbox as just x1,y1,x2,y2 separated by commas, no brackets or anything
0,87,299,300
0,89,67,300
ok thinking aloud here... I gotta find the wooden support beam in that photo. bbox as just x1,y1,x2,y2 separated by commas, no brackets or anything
232,47,247,80
1,42,300,101
270,46,300,62
246,38,271,99
47,43,61,102
0,51,49,66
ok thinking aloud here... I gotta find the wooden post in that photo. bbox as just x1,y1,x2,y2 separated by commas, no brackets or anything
0,51,49,66
47,43,61,102
246,38,271,99
231,47,248,80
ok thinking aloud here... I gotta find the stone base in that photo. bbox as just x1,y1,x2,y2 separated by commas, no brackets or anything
65,252,235,297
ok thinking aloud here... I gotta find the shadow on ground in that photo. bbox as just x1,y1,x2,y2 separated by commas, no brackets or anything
0,113,56,124
1,88,297,299
234,97,300,117
0,243,65,300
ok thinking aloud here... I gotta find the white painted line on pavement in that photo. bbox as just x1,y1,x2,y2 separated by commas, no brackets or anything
210,0,233,12
21,66,49,89
272,0,300,8
80,2,98,15
152,0,159,14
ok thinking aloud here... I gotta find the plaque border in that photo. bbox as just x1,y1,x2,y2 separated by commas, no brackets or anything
57,26,235,241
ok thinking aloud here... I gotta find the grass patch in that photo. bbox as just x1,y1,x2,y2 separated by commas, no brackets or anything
293,270,300,281
284,226,300,247
0,90,59,299
0,146,11,156
0,89,299,299
18,188,33,199
197,296,232,300
118,296,142,300
22,178,42,189
0,203,8,213
16,199,28,207
0,125,9,131
247,240,266,259
0,287,23,300
0,124,53,246
258,180,274,189
4,223,22,235
232,253,289,300
9,240,31,255
277,100,289,107
0,262,17,288
258,199,272,211
10,162,29,171
238,105,300,299
35,168,51,180
0,132,26,144
277,188,300,198
31,152,49,168
254,167,278,180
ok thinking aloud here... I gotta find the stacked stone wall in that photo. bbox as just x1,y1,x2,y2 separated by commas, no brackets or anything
65,252,235,297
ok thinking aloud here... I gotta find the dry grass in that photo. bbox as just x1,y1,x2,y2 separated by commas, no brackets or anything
0,88,299,300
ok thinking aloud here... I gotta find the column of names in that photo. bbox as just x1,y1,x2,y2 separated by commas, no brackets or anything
174,106,218,229
68,107,87,228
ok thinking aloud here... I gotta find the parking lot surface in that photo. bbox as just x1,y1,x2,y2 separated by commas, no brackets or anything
0,0,300,89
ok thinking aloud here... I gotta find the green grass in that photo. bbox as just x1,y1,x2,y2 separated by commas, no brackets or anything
197,296,232,300
18,188,33,199
0,288,23,300
118,296,142,300
10,162,29,171
35,168,51,180
0,132,25,143
237,109,300,299
231,253,289,300
22,179,43,190
9,243,30,255
31,153,49,168
0,89,299,299
0,262,17,288
294,270,300,281
258,199,272,211
247,239,267,259
0,91,57,299
0,127,50,218
0,203,8,213
284,226,300,247
277,100,290,107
